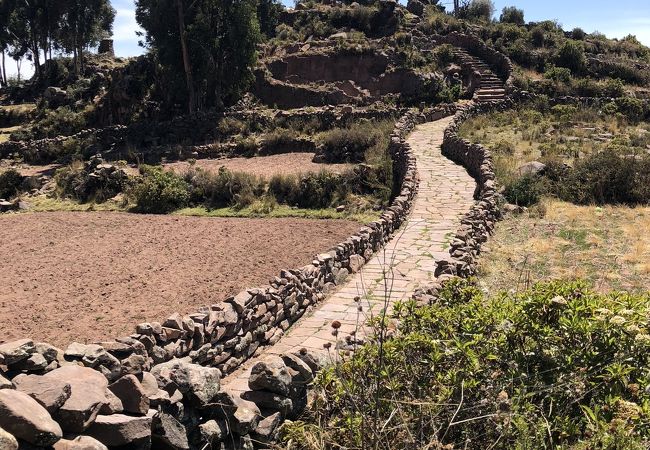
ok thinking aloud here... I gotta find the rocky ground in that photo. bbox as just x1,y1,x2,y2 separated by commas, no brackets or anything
0,211,360,347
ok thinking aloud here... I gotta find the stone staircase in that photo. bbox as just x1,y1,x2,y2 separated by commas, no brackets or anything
454,48,506,103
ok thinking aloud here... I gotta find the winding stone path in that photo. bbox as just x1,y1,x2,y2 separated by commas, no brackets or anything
222,116,476,392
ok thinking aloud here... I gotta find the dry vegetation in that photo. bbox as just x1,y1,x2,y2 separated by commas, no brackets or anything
479,200,650,294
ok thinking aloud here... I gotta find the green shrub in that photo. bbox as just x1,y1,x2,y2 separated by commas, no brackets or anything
435,44,455,66
284,279,650,449
559,150,650,205
268,173,300,205
0,169,24,200
318,120,391,163
499,6,524,25
183,166,264,209
129,165,190,213
544,65,572,83
503,173,542,206
571,27,586,40
555,40,587,74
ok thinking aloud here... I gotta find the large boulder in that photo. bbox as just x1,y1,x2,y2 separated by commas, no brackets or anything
0,389,63,446
518,161,546,176
45,366,109,432
86,414,152,448
12,374,71,414
151,359,220,407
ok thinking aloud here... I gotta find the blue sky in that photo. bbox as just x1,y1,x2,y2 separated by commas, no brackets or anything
8,0,650,77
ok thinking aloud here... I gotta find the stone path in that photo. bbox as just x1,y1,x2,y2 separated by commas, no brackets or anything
222,116,476,392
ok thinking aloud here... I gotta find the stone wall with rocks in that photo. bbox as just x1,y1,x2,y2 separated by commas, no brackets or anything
0,103,456,450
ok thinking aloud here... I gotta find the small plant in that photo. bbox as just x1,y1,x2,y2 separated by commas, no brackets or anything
503,173,542,206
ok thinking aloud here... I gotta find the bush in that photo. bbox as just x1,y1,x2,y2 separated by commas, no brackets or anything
571,27,586,40
559,150,650,205
434,44,455,66
284,279,650,449
318,121,391,163
503,173,541,206
499,6,524,25
555,40,587,74
55,158,129,203
460,0,494,22
268,171,349,208
183,166,264,209
544,64,572,83
129,165,190,213
0,169,24,200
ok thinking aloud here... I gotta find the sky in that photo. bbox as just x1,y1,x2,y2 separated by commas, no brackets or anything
6,0,650,78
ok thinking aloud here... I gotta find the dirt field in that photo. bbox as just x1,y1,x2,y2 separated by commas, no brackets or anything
164,153,354,178
0,211,360,347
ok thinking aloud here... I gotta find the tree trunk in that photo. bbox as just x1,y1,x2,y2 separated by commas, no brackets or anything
0,51,5,87
176,0,196,114
32,45,41,80
16,59,21,82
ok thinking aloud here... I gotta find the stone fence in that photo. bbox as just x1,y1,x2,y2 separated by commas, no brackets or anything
0,103,456,450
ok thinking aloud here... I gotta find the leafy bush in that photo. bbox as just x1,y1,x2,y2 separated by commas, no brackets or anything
268,171,350,208
499,6,524,26
0,169,24,200
555,40,587,74
434,44,456,66
559,150,650,205
460,0,495,22
183,166,264,209
284,279,650,449
571,27,586,40
129,165,190,213
544,65,572,83
503,173,541,206
318,120,391,163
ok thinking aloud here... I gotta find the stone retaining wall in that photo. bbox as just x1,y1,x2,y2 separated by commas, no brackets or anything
0,103,456,450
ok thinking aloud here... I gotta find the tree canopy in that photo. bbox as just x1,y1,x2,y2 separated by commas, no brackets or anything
136,0,261,114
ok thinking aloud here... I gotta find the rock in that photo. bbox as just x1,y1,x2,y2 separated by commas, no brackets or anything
108,374,149,415
139,372,159,397
151,359,220,407
248,357,291,396
518,161,546,176
0,427,18,450
197,419,227,446
34,343,62,363
0,389,63,446
406,0,425,16
252,411,282,443
86,414,152,448
53,436,108,450
295,349,326,373
227,290,253,314
45,366,109,432
152,412,189,449
232,404,259,434
163,313,184,330
242,390,293,417
99,389,123,414
282,353,314,385
0,373,12,389
11,353,48,372
348,254,365,273
12,374,71,413
0,339,35,365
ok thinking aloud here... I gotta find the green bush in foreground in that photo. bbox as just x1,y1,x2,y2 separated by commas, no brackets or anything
283,279,650,449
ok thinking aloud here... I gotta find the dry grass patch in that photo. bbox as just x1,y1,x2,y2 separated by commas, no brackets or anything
479,199,650,294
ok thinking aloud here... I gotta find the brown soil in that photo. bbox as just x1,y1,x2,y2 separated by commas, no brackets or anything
163,153,354,178
0,211,360,347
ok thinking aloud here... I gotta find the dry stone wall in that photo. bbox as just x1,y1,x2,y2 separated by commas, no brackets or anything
0,103,455,450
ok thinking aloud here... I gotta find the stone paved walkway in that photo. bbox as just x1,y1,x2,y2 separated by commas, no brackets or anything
222,116,476,392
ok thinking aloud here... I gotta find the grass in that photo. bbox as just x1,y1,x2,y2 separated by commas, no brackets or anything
175,204,379,223
458,105,650,185
478,199,650,294
11,194,379,223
